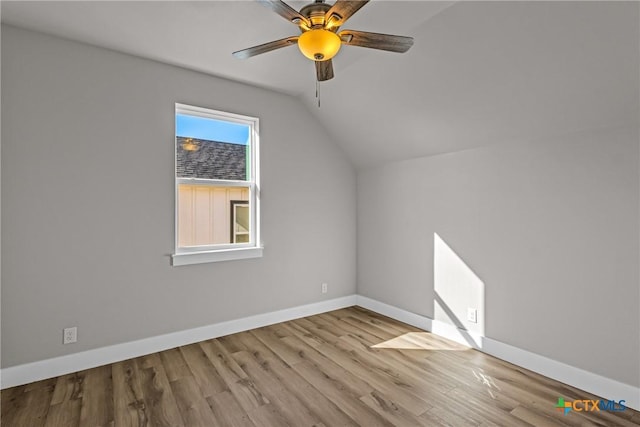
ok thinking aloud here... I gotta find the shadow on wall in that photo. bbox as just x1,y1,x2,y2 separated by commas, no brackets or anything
433,233,485,348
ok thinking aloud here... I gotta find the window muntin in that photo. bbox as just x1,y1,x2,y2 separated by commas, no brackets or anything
174,104,259,262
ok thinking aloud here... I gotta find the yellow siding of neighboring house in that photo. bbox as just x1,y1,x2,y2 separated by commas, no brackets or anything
178,185,249,247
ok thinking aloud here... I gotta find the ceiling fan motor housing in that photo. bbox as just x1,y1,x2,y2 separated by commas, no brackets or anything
299,2,332,27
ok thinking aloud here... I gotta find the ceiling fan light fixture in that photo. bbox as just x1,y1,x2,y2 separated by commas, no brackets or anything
298,29,341,61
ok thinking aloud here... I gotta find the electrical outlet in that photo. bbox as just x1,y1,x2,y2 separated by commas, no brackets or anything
321,283,328,294
63,327,77,344
467,308,478,323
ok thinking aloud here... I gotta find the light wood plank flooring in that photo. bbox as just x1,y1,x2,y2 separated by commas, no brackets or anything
2,307,639,426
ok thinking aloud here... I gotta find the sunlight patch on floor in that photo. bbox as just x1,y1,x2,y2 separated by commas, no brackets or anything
371,332,466,351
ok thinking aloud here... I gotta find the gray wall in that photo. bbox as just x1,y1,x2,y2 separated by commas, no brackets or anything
1,26,356,367
358,124,639,387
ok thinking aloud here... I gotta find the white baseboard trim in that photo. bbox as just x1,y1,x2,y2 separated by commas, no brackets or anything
355,295,640,411
0,295,357,390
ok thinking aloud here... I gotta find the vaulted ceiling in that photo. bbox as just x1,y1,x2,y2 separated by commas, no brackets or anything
2,1,638,167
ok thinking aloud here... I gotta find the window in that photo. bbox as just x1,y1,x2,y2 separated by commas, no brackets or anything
230,200,250,243
172,103,261,266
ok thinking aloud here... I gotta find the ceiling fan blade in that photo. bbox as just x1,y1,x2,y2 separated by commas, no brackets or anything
325,1,369,28
232,36,299,59
257,0,310,27
315,59,334,81
339,30,414,53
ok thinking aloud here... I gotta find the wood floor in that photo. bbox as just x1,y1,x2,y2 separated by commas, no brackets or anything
2,307,639,427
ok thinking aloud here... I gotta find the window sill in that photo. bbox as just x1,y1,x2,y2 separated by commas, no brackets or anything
172,246,263,266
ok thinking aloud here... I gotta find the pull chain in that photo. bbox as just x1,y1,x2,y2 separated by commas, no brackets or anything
315,79,321,108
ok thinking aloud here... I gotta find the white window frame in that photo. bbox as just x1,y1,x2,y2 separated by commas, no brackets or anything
171,103,262,266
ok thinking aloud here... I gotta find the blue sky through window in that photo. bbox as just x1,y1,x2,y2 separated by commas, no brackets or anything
176,114,249,145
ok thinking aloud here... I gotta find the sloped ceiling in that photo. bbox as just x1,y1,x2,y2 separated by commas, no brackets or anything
2,1,638,167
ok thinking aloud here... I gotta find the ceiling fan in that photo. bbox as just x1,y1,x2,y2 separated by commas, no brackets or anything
232,0,414,82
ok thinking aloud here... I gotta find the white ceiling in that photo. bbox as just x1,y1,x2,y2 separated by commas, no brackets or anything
2,1,638,167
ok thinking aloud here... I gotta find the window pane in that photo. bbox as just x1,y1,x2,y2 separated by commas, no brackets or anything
178,184,250,247
176,114,250,181
232,203,250,243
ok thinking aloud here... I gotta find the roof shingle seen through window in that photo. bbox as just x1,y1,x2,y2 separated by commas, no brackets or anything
177,137,247,180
